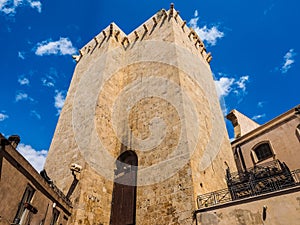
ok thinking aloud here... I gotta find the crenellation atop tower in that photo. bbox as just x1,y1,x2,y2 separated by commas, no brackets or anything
73,4,212,65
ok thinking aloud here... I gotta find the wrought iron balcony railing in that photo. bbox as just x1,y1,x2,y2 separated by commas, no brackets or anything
197,161,300,209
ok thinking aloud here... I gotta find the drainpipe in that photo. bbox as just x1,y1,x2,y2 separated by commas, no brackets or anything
8,135,20,149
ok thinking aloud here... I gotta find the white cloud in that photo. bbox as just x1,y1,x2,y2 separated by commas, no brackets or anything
41,77,55,87
214,74,250,98
28,0,41,13
252,114,266,120
194,26,224,46
15,91,33,102
15,92,28,101
214,77,235,98
35,38,77,56
18,51,25,59
214,76,235,115
281,49,296,73
257,101,265,108
18,76,30,85
235,76,249,92
264,3,275,15
30,110,41,119
0,0,42,15
41,68,58,87
17,143,47,172
189,10,224,46
189,10,199,28
214,74,250,115
0,112,9,121
54,90,66,115
193,10,198,17
0,0,15,14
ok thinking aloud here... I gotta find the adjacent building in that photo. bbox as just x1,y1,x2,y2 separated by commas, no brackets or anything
195,106,300,224
0,134,72,225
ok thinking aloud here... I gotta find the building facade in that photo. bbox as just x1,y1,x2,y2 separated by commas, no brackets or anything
0,134,72,225
227,107,300,172
195,106,300,225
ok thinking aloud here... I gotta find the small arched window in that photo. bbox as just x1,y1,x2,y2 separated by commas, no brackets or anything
251,142,274,163
296,124,300,142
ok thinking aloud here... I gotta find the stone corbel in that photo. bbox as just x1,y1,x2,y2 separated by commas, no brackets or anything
134,31,139,39
200,45,206,54
79,49,84,56
115,30,120,40
175,11,179,20
161,9,167,18
121,36,130,47
87,46,92,53
181,20,186,29
72,55,81,62
206,52,213,63
188,28,198,40
143,24,148,33
152,17,158,26
109,23,113,37
102,30,107,38
169,3,174,17
94,37,99,45
194,39,201,48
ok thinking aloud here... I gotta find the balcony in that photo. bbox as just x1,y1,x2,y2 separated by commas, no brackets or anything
197,160,300,209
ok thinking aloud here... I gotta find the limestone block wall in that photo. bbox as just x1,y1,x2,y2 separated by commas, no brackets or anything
45,6,236,225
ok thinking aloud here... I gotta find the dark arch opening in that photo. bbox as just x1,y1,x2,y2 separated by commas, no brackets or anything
110,150,138,225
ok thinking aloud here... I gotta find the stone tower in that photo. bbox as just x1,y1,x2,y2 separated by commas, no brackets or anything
45,5,236,225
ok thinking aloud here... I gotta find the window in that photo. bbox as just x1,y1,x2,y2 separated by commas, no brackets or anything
252,142,274,163
50,208,60,225
296,124,300,142
13,185,35,225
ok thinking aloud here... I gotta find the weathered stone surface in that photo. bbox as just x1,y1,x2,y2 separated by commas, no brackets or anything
45,7,235,225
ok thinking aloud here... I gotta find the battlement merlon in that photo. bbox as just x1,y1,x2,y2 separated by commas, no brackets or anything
72,4,212,65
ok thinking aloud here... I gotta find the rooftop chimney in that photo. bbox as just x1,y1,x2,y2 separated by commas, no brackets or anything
226,110,260,139
8,135,20,148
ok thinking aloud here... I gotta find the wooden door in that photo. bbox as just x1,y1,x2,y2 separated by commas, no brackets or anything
110,151,137,225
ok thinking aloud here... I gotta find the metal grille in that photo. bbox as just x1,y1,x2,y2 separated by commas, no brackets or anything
197,161,300,209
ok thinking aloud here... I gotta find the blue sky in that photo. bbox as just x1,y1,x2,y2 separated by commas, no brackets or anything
0,0,299,171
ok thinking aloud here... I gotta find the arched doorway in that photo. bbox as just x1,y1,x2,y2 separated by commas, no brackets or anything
110,151,138,225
